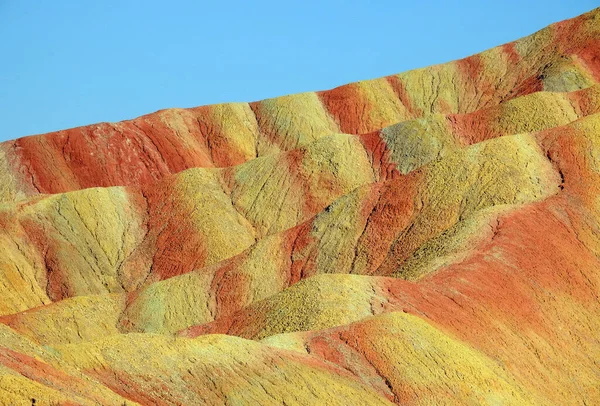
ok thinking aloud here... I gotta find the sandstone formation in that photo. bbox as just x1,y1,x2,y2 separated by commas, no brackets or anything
1,8,600,405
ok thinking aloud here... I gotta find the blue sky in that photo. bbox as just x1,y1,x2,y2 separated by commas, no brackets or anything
0,1,596,141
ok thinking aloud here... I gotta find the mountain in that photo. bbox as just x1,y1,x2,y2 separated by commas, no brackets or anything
1,7,600,405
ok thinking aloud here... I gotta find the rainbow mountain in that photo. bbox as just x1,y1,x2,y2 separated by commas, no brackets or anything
1,8,600,405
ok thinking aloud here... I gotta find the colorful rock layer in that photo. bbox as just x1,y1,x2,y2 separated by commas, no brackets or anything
1,8,600,405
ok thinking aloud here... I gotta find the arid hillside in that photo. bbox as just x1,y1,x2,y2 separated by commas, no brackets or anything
1,8,600,405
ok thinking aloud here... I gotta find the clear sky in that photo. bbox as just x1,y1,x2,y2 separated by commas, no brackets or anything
0,1,597,141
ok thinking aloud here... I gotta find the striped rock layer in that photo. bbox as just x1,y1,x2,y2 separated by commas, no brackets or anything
1,7,600,406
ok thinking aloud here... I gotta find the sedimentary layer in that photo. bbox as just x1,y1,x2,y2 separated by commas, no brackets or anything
1,7,600,406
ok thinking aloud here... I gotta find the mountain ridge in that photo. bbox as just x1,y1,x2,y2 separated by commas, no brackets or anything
1,7,599,201
1,8,600,405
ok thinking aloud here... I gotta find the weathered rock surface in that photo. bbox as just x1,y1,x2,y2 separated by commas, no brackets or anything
2,8,600,405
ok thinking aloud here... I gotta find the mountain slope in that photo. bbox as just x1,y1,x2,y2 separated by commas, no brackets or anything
1,7,600,406
1,7,599,201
